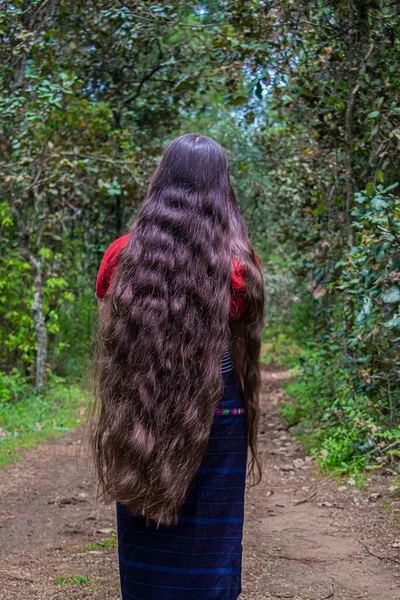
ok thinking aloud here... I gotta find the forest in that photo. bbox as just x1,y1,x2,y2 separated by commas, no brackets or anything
1,0,399,478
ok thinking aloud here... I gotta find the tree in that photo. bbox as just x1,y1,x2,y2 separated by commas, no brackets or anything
0,0,272,389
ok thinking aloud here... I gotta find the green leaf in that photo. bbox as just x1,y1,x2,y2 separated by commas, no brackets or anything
371,196,388,210
367,111,380,119
365,182,375,197
382,287,400,304
382,182,399,193
384,317,400,329
356,298,372,324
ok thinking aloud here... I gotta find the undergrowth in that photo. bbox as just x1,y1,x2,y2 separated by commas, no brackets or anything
263,296,400,476
0,375,88,468
269,330,400,475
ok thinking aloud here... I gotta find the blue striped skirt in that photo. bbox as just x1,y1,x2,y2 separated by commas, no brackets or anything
117,368,247,600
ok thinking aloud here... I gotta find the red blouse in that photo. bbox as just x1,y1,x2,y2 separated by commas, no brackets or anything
96,234,261,319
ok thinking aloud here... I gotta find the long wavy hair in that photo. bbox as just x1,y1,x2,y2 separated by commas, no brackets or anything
92,133,264,526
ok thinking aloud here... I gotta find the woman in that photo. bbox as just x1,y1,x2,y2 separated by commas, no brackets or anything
93,133,265,600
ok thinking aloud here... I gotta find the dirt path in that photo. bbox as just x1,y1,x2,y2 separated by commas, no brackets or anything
0,365,399,599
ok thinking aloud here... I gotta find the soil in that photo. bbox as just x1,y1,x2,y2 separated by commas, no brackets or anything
0,365,399,599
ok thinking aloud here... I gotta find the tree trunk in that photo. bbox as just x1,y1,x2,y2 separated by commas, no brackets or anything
29,255,47,392
344,0,357,248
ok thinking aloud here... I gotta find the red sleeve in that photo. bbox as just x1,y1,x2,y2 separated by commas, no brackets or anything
229,253,262,319
96,234,130,300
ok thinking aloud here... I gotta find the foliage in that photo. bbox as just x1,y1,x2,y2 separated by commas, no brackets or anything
1,0,400,472
248,1,400,473
276,184,400,473
0,0,270,388
0,370,29,404
338,185,400,405
0,380,86,468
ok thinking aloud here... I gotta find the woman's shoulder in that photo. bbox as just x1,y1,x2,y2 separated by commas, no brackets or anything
96,234,130,300
102,234,130,260
96,234,260,305
99,234,259,276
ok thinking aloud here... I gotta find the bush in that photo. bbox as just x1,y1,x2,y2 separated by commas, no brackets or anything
0,370,29,405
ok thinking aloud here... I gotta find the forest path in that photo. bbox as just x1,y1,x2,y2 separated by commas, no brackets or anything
0,365,399,599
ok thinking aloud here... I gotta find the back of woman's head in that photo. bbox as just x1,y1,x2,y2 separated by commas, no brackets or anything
92,133,264,526
151,133,229,191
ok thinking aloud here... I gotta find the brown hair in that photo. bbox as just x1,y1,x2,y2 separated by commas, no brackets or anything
92,133,264,526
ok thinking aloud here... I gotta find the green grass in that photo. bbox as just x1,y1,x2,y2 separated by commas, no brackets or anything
74,537,117,553
54,576,90,585
0,383,88,468
53,575,95,590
